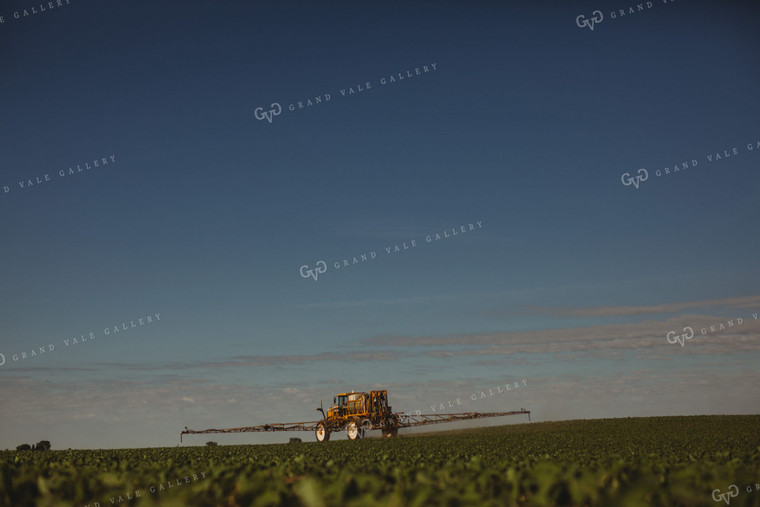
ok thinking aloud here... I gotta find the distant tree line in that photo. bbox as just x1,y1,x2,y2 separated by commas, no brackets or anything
16,440,51,451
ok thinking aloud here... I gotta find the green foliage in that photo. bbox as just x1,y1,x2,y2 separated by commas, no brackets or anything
1,416,758,506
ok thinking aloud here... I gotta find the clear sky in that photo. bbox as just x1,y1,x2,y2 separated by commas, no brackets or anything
1,0,759,449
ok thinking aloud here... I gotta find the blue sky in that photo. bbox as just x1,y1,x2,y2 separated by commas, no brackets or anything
1,0,759,448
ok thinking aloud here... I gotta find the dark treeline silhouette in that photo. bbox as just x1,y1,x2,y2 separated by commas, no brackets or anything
16,440,51,451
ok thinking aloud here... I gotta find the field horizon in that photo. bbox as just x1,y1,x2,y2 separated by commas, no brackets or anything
3,414,758,506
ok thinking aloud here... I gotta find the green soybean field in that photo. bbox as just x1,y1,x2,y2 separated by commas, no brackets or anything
1,415,759,507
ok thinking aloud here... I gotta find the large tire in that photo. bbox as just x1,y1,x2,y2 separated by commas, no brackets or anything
316,423,331,442
346,421,359,440
360,419,372,439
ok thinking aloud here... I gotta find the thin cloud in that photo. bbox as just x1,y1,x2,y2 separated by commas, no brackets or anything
506,295,760,318
96,350,402,372
364,313,760,357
